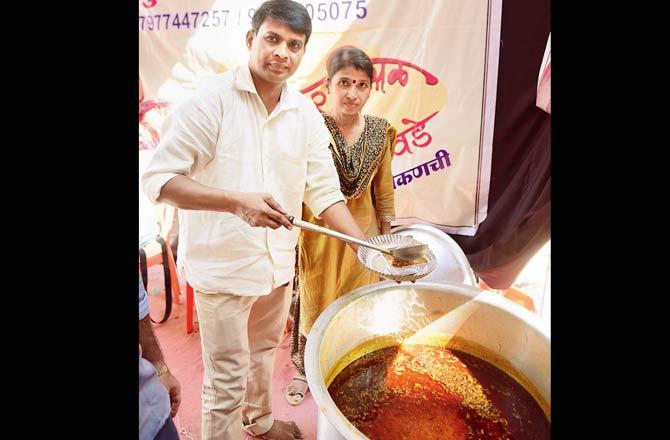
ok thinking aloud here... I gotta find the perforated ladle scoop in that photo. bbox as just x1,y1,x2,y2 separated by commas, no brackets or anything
287,216,428,262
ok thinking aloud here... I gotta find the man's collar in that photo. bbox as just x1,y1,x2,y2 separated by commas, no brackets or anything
234,65,299,112
233,65,257,93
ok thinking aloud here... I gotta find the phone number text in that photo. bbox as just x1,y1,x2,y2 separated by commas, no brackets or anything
139,1,368,32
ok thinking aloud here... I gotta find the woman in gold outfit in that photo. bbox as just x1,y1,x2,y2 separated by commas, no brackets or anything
286,46,397,405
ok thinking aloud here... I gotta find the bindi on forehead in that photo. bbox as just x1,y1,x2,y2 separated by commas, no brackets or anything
338,77,368,84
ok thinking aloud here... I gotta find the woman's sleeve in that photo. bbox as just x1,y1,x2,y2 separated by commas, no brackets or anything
372,124,397,222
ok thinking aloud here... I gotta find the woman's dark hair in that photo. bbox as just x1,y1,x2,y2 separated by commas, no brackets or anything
252,0,312,44
326,46,374,82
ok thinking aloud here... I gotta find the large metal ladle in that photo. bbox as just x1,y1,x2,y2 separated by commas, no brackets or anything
287,216,428,262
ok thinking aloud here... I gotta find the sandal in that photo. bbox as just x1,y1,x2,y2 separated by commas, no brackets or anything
285,374,309,406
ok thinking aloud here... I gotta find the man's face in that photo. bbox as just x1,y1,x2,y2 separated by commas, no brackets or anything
247,18,307,86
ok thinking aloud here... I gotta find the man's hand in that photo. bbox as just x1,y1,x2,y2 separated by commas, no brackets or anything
156,177,294,230
230,192,293,230
158,371,181,418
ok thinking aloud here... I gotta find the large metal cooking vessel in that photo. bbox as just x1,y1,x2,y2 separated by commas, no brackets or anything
305,280,551,440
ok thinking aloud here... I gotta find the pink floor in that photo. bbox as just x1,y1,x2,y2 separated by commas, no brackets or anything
146,266,318,440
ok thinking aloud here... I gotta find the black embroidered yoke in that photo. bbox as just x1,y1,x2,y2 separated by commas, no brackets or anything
323,114,389,199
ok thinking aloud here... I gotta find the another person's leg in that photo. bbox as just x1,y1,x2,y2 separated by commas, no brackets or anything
243,283,302,439
195,290,255,440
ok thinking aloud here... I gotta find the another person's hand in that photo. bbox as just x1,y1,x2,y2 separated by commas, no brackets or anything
159,371,181,418
230,192,293,230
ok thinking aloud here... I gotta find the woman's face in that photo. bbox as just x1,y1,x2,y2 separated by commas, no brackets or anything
328,66,372,116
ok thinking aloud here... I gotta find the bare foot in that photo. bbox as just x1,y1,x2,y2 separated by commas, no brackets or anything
254,420,303,440
285,376,309,406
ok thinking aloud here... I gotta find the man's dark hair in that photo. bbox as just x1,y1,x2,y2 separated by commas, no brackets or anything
252,0,313,44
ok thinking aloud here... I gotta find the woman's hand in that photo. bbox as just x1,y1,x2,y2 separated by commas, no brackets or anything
380,221,392,235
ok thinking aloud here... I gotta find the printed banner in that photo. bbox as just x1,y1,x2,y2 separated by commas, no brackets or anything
139,0,501,235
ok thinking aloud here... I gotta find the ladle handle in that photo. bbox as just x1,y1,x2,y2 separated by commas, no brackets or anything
288,216,392,256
